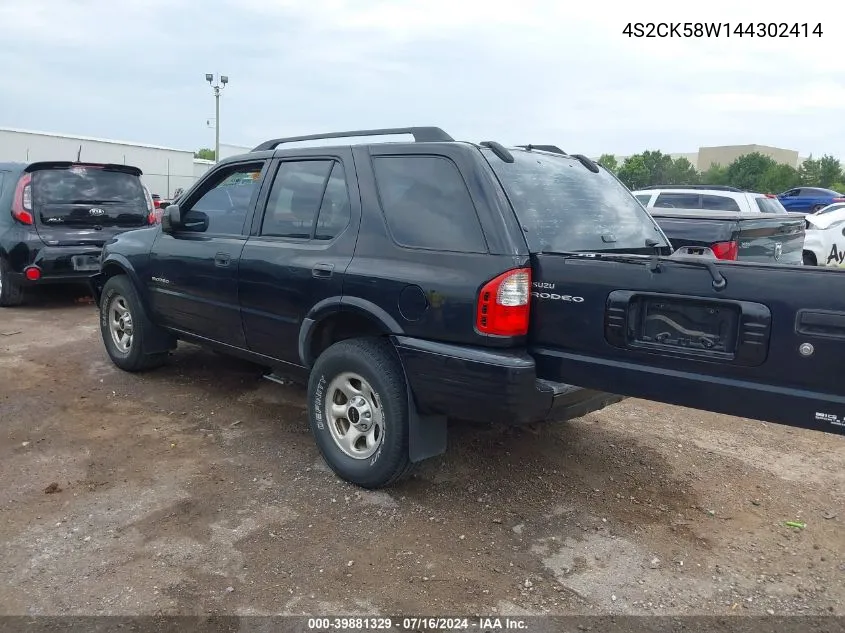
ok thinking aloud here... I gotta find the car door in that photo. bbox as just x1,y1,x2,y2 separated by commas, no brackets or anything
147,159,268,346
483,149,845,437
238,149,359,364
778,188,801,211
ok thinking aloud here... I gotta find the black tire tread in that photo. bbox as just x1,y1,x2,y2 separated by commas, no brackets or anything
308,337,415,488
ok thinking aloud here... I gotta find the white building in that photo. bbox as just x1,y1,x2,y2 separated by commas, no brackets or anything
0,127,255,198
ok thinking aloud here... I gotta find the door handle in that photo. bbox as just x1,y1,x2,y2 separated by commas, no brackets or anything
312,263,334,278
797,310,845,338
214,252,231,268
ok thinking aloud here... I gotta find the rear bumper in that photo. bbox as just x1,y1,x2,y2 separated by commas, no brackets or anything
392,336,623,424
16,245,102,285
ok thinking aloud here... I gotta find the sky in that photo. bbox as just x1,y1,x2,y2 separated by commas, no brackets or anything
0,0,841,158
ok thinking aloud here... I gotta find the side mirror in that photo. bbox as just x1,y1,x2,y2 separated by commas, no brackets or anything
160,204,182,233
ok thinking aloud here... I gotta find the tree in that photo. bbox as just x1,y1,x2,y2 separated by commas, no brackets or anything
724,152,778,192
617,155,651,190
818,155,843,189
597,154,618,173
665,157,699,185
195,148,215,160
758,163,801,194
798,155,820,186
700,163,729,186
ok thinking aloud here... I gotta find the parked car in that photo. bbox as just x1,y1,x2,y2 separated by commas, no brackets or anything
91,127,845,489
0,161,156,306
632,185,805,264
803,203,845,267
778,187,845,214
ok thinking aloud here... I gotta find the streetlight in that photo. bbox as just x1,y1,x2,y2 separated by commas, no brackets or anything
205,73,229,162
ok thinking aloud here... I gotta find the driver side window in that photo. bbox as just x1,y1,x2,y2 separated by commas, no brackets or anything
183,163,264,234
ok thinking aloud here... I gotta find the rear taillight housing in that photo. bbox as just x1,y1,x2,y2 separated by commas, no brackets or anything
710,241,739,260
476,268,531,336
11,173,34,225
833,197,845,203
142,187,157,224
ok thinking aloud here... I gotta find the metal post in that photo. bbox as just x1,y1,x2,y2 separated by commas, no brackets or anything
167,158,171,197
214,86,220,163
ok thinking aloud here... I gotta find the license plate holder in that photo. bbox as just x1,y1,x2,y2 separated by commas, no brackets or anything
71,255,100,272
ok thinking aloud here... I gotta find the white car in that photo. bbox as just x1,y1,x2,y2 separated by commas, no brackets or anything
803,202,845,267
632,185,789,214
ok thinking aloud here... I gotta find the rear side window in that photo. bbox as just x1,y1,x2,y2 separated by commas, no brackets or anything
372,155,487,253
700,194,741,211
654,192,700,208
261,161,333,238
755,197,787,213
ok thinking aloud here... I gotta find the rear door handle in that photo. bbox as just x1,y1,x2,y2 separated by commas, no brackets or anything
312,263,334,278
214,252,231,268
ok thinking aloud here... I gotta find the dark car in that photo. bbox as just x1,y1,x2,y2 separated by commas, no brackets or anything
778,187,845,213
91,127,845,489
0,161,156,306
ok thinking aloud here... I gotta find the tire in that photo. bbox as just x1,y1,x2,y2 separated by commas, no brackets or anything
99,275,169,372
803,251,817,266
307,338,414,488
811,205,825,212
0,257,25,307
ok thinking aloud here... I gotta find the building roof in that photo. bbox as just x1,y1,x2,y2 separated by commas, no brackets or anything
0,126,193,154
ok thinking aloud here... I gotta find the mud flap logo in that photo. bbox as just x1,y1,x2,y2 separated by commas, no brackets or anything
815,412,845,428
314,375,326,430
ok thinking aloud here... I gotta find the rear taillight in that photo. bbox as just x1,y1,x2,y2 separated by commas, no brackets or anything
833,197,845,203
11,173,34,225
710,241,739,260
142,187,157,224
765,194,777,199
476,268,531,336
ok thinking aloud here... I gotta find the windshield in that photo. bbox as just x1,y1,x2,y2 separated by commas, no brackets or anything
483,149,670,253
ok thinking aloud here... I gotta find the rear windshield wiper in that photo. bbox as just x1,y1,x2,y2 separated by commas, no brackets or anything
546,250,727,291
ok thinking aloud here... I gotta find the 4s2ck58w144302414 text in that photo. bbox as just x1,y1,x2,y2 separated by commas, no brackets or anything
623,22,823,38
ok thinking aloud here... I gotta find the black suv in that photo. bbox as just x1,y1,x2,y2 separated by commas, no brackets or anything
92,127,845,488
0,161,155,306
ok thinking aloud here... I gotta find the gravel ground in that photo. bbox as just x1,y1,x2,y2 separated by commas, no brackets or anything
0,290,843,617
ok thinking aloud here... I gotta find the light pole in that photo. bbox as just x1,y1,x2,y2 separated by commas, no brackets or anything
205,73,229,162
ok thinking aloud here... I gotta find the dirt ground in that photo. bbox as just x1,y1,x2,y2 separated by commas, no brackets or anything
1,290,843,617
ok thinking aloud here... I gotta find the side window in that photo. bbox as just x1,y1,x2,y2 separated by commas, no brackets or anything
372,155,487,253
260,161,333,239
783,189,799,197
185,163,263,234
634,194,651,205
700,194,741,211
314,163,352,241
654,192,700,209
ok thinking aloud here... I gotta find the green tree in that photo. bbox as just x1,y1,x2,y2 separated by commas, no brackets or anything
700,163,729,185
665,157,699,185
758,163,801,194
724,152,777,191
616,155,651,190
818,155,843,188
830,182,845,194
195,148,215,160
597,154,618,173
798,155,820,186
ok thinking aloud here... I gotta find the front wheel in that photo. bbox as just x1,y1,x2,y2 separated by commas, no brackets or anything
307,338,413,488
99,275,169,372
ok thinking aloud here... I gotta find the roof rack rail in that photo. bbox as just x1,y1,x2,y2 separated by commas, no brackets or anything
516,144,567,155
252,127,454,152
639,184,745,192
479,141,514,163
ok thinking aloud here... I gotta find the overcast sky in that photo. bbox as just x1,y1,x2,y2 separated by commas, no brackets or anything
0,0,840,158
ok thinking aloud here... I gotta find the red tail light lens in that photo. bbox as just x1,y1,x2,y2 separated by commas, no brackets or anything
833,197,845,203
765,194,777,198
476,268,531,336
11,173,34,225
710,241,739,260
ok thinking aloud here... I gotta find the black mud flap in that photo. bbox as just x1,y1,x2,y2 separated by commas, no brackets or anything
528,254,845,436
406,384,448,463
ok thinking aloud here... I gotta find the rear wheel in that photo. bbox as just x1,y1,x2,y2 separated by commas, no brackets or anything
307,338,413,488
811,204,826,212
0,257,25,307
99,275,169,371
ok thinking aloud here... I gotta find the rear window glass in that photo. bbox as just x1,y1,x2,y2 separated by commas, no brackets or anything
372,155,487,253
485,150,669,253
33,167,145,204
755,197,787,214
700,194,741,211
